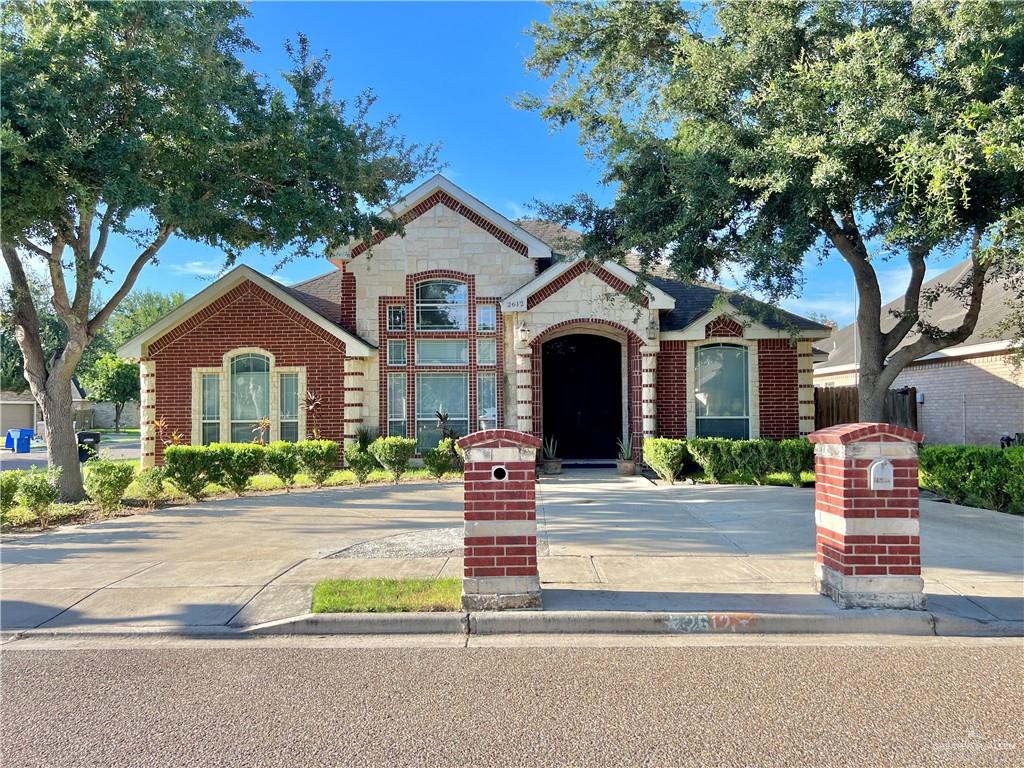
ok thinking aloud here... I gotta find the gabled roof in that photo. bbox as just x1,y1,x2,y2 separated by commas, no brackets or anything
500,255,676,312
343,175,553,261
117,265,374,358
280,269,343,324
815,259,1020,372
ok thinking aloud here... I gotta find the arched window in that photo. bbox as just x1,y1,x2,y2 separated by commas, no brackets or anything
230,353,270,442
415,279,468,331
694,344,750,439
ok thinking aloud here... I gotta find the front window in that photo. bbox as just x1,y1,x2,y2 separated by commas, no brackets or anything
476,338,496,366
279,373,299,442
230,353,270,442
476,305,497,332
388,339,407,366
200,373,220,445
415,280,468,331
695,344,749,439
477,372,497,430
416,339,468,365
387,305,406,332
387,373,407,437
415,373,468,451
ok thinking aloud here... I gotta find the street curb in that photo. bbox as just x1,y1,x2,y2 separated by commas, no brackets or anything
245,612,470,635
467,610,940,636
931,613,1024,637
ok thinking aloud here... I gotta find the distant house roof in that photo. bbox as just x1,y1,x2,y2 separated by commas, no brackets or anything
275,270,343,326
816,259,1020,371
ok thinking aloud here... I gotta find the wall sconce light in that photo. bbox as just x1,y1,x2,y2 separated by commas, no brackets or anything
516,323,531,345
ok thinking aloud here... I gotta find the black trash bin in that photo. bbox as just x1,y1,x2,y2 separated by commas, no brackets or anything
77,431,101,462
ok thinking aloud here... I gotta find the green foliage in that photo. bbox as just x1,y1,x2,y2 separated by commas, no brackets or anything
777,439,815,488
542,435,558,460
296,440,339,487
369,436,417,483
80,353,139,429
920,445,1023,514
83,457,135,517
0,470,23,524
687,438,738,484
642,438,689,484
344,442,379,485
212,443,267,496
524,1,1024,381
422,437,456,481
108,290,186,347
136,467,166,508
730,439,775,485
617,434,633,461
16,467,61,528
164,446,221,501
265,441,301,491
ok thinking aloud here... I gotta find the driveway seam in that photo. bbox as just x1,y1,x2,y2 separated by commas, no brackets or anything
224,558,309,627
32,561,165,629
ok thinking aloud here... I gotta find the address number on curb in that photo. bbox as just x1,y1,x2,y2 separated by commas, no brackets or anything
666,613,758,633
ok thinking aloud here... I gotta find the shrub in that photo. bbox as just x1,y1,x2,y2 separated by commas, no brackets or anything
212,443,266,496
137,466,165,508
920,445,1022,513
687,438,737,483
1,470,23,524
344,442,378,485
369,436,417,483
84,458,136,517
775,439,815,488
16,467,61,529
296,440,339,487
643,438,689,484
730,439,774,484
423,437,456,481
164,445,221,501
265,441,301,491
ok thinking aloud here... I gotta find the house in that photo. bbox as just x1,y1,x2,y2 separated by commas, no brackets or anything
814,260,1023,446
0,379,90,438
118,175,831,468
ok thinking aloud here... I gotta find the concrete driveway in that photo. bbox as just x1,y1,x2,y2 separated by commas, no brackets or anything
1,472,1021,631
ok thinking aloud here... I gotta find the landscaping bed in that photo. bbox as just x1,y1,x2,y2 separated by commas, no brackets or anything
311,577,462,613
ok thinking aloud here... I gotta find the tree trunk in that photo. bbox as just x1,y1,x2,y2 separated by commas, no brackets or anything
858,377,888,423
39,381,85,501
114,402,123,433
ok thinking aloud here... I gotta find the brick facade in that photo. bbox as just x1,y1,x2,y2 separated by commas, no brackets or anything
145,281,346,464
757,339,799,439
656,340,688,439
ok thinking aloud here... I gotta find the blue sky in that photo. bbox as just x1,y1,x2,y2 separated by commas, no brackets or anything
28,1,951,327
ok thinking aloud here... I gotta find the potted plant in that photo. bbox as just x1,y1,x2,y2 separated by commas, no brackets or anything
616,435,635,476
541,435,561,475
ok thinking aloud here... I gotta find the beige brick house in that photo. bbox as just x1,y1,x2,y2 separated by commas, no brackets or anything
814,261,1023,446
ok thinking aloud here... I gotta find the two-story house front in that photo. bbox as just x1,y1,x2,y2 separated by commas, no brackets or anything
119,175,831,468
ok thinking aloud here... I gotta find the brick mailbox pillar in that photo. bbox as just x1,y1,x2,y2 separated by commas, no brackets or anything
457,429,543,611
808,423,927,610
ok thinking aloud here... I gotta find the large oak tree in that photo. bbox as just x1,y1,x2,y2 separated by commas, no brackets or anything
2,0,437,499
523,0,1023,422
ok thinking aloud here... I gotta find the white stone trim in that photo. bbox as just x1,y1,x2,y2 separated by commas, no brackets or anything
814,441,919,459
464,520,539,539
686,338,760,439
797,340,815,436
814,509,921,537
139,359,157,470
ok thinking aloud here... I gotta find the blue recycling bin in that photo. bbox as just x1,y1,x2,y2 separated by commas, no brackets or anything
5,428,33,453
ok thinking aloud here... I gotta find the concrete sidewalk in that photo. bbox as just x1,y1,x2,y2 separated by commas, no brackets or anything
1,473,1021,636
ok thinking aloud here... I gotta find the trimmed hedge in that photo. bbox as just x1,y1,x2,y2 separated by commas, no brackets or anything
643,438,690,484
344,442,378,485
920,445,1023,514
296,440,339,487
422,437,456,481
1,470,23,524
212,443,267,496
369,436,417,483
84,457,136,516
265,441,301,491
164,445,222,500
644,436,815,486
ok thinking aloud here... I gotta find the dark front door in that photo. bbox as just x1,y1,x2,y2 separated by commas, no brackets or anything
542,334,623,459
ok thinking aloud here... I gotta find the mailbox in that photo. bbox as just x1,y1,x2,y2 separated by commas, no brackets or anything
867,458,894,491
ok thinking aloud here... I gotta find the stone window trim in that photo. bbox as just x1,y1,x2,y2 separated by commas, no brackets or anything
190,347,307,445
686,337,760,439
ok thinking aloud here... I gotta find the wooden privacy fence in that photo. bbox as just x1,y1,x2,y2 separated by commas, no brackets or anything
814,386,918,431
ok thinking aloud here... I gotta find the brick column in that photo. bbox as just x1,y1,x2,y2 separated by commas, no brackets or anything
457,429,542,610
797,341,815,436
514,344,533,434
808,423,926,610
139,358,157,470
640,345,658,444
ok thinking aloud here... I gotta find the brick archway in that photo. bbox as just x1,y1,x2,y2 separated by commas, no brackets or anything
528,319,646,459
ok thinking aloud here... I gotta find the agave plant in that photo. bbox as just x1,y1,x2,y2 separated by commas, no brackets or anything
542,435,558,460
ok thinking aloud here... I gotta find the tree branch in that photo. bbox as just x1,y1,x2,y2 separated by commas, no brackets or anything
45,235,74,319
2,242,49,389
87,224,174,336
819,209,883,347
90,204,118,268
881,242,930,356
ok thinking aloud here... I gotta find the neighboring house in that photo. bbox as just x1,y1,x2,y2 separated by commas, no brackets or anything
0,379,90,438
118,175,831,468
814,260,1023,446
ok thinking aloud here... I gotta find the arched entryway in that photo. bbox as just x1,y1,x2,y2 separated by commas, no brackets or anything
541,333,624,459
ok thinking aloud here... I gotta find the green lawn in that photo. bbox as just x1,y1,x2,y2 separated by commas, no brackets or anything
311,577,462,613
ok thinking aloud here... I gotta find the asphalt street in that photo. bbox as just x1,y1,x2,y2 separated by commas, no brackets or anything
1,636,1022,767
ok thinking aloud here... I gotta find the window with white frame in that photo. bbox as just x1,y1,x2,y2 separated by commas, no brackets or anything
415,280,468,331
415,339,468,365
476,305,497,332
200,373,220,445
415,373,468,451
387,373,407,437
388,339,407,366
279,372,300,442
477,372,497,430
387,305,406,332
694,344,750,439
476,338,496,366
230,353,270,442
